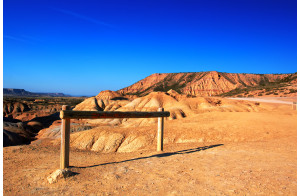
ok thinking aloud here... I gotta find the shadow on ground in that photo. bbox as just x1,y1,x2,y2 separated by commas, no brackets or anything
27,112,60,127
74,144,223,169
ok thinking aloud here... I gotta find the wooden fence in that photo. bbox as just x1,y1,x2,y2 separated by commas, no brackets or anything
59,105,170,169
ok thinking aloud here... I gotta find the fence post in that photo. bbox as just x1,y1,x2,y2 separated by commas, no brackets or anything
60,105,71,169
157,108,164,151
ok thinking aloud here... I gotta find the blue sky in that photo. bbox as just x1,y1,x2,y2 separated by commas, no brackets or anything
4,0,297,96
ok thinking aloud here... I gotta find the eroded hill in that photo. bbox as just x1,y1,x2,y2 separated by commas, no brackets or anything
3,97,85,146
118,71,294,96
220,72,297,97
38,90,289,153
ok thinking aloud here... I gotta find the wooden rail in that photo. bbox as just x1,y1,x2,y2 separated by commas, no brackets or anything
60,110,170,119
60,105,170,169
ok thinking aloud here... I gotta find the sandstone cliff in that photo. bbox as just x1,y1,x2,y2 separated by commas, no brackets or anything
118,71,290,96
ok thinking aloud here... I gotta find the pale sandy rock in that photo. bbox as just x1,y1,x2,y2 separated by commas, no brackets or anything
73,97,101,111
118,135,150,152
119,92,193,122
74,90,130,112
95,90,121,99
47,169,74,184
72,92,265,129
72,133,94,150
102,133,124,152
90,135,107,151
91,133,124,153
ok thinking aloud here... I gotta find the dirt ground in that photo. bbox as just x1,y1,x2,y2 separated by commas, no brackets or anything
3,101,297,195
228,97,297,105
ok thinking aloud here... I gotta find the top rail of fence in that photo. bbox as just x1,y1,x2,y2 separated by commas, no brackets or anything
60,110,170,119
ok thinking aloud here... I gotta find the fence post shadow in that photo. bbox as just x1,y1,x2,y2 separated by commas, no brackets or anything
73,144,224,169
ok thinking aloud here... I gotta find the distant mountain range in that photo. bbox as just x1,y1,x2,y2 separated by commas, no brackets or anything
3,88,70,97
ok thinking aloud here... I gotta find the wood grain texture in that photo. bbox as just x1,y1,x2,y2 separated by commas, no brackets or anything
60,105,71,169
60,110,170,119
157,108,164,151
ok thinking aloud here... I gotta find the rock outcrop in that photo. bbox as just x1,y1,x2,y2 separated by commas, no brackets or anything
3,120,36,146
72,91,263,128
3,102,30,117
118,71,290,96
49,96,266,153
74,90,130,111
47,169,75,184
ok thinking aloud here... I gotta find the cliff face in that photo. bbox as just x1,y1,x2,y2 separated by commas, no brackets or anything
118,71,290,96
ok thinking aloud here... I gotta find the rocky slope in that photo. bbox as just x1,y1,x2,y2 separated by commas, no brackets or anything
118,71,291,96
220,72,297,97
3,97,85,147
42,91,269,152
74,90,131,111
46,97,294,154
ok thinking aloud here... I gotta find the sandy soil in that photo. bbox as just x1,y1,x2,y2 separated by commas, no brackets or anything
3,102,297,195
227,97,297,105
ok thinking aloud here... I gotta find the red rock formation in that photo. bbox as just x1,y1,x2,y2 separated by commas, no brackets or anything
118,71,290,96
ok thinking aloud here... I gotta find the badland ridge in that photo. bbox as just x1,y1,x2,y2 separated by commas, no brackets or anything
118,71,296,97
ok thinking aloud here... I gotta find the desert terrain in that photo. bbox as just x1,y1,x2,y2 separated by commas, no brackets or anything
3,96,85,146
4,0,297,192
3,92,297,195
3,72,297,195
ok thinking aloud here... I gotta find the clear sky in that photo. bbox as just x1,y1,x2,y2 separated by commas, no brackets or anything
4,0,297,96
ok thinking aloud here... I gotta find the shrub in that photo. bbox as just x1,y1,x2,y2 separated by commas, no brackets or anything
187,94,196,98
215,100,222,105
